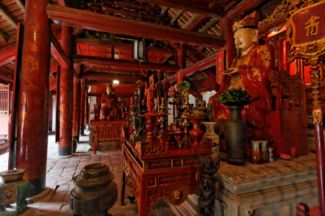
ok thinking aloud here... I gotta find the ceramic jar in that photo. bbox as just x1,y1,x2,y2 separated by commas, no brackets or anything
251,140,269,163
202,122,220,159
251,141,262,163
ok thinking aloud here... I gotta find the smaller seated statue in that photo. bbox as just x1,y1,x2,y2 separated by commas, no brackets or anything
100,83,118,120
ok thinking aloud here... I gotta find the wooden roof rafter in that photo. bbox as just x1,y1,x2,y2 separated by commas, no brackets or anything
13,0,25,13
0,4,17,29
138,0,225,18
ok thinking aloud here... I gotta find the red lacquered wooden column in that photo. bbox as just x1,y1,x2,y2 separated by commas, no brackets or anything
58,26,73,156
72,65,80,144
85,90,89,128
310,64,325,214
220,17,235,68
79,79,85,135
72,76,80,149
176,43,184,83
16,0,50,195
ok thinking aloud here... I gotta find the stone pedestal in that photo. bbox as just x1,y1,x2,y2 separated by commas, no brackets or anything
170,154,318,216
215,154,318,216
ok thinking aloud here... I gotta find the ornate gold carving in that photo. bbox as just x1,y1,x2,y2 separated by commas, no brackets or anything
141,140,166,156
312,108,322,124
259,0,320,33
147,186,193,207
194,137,212,152
287,1,325,63
257,45,272,68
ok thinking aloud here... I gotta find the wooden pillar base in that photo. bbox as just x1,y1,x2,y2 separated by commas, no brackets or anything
80,127,85,136
58,146,72,156
73,136,78,153
28,176,46,196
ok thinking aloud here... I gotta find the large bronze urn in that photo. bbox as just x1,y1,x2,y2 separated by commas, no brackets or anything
70,163,117,216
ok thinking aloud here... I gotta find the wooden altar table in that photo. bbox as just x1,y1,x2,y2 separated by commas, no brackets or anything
90,120,126,154
120,129,212,216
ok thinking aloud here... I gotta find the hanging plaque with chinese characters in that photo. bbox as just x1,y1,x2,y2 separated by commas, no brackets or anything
288,1,325,61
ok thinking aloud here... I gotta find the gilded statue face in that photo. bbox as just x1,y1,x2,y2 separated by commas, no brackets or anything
234,28,258,52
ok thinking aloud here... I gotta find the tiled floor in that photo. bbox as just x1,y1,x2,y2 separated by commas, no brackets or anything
0,131,175,216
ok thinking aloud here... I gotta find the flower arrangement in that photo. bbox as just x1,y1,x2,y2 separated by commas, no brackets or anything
218,88,250,106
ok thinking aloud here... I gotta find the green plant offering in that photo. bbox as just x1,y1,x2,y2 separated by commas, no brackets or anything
218,89,250,106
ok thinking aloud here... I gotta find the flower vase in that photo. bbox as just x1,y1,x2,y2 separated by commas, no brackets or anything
224,105,248,165
189,117,203,148
202,122,220,159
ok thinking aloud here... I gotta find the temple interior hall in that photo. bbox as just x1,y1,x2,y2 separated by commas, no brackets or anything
0,0,325,216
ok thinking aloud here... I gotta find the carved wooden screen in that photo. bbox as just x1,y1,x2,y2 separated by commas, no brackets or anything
0,84,9,114
0,83,9,137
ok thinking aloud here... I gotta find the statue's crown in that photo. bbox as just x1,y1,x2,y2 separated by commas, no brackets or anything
233,11,259,32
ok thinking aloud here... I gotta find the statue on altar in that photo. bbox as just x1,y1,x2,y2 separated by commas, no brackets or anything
100,83,118,120
214,12,274,140
145,75,155,113
133,80,146,137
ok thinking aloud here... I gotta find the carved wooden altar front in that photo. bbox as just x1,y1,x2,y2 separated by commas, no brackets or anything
90,120,126,154
120,128,212,216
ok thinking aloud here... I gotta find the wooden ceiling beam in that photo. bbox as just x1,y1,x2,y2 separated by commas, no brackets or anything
50,31,70,68
177,52,216,80
81,71,145,83
138,0,225,18
0,74,12,83
76,38,174,63
226,0,262,20
74,56,179,72
0,5,17,29
47,4,225,48
0,44,16,66
101,6,163,23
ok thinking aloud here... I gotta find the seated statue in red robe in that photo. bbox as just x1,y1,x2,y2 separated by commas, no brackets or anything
211,12,274,140
100,83,118,120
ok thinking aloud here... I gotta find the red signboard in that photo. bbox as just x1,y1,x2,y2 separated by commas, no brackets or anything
289,1,325,60
291,2,325,45
290,1,325,45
